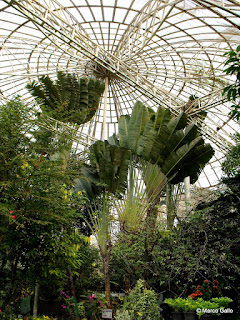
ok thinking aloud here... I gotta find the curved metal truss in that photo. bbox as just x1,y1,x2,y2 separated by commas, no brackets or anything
0,0,240,188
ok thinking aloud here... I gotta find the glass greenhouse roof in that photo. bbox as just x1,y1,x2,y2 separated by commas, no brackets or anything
0,0,240,188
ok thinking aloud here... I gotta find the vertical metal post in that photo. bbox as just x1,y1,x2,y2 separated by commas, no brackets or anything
101,77,108,140
184,176,191,212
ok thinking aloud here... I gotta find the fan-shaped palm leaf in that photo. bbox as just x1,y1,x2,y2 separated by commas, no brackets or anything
27,71,105,125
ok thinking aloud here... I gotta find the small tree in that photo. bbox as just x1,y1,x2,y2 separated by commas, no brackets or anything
77,140,130,307
0,97,85,317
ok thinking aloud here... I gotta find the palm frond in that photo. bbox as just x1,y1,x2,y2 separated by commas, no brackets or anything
27,71,105,125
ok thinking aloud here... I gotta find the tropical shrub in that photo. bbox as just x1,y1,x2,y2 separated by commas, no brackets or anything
83,293,106,319
119,279,161,320
110,205,240,300
114,309,131,320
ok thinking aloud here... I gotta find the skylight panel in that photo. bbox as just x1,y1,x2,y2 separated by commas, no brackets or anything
78,6,94,22
103,7,114,22
91,7,103,21
102,0,116,6
88,0,101,5
114,8,128,23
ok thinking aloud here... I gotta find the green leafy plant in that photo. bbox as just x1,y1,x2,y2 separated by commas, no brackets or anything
77,301,87,320
194,297,233,318
222,133,240,178
116,101,214,185
164,297,196,312
28,316,57,320
211,297,233,308
0,306,17,320
165,297,220,315
114,309,131,320
0,97,92,316
194,299,220,318
223,45,240,120
110,101,214,228
165,292,233,318
120,279,161,320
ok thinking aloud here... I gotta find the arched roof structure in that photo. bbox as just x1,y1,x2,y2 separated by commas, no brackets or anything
0,0,240,188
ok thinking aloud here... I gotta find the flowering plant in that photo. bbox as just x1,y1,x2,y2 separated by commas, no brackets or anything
59,291,78,318
84,293,106,319
190,280,222,300
60,290,70,310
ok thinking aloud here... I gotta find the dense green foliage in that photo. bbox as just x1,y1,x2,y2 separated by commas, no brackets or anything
117,280,161,320
164,296,232,316
87,140,130,196
0,61,239,319
110,195,240,299
79,101,214,202
0,98,98,316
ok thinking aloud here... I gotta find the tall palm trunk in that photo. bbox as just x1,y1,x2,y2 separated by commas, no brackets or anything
145,204,159,230
166,183,176,229
102,249,111,308
144,172,167,231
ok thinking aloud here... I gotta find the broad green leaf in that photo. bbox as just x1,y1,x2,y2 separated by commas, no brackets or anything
161,136,203,177
118,115,130,148
108,133,120,146
137,121,157,159
128,102,152,152
166,112,187,136
170,143,214,184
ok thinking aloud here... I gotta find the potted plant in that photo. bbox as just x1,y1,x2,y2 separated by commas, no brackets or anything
164,297,197,320
164,297,184,320
189,280,233,320
195,298,220,319
164,297,232,320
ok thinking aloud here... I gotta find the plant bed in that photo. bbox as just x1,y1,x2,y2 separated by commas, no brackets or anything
172,311,184,320
184,311,197,320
